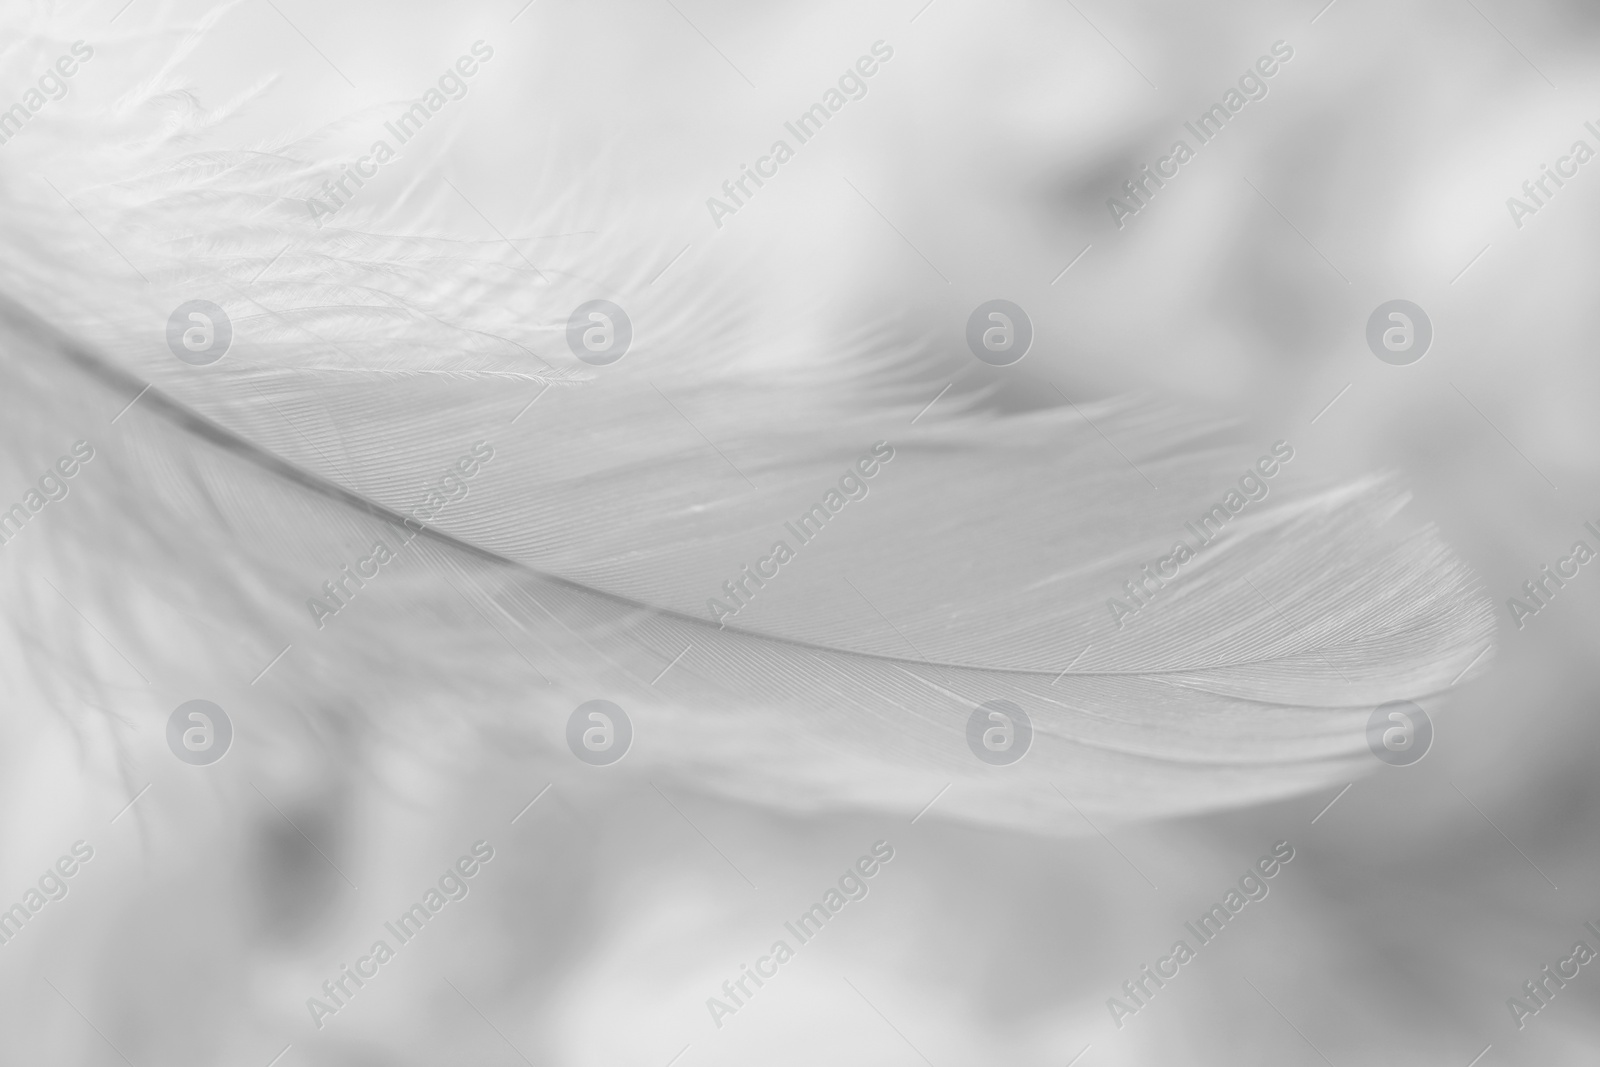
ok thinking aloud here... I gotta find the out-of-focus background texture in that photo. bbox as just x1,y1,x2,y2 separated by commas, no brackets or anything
3,0,1599,1063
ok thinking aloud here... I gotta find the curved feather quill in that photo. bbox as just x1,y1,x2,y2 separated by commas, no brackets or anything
0,8,1494,836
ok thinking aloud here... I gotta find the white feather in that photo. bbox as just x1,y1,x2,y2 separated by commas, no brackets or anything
0,5,1491,836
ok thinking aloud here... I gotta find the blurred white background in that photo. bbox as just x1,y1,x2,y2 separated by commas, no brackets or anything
4,0,1600,1064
